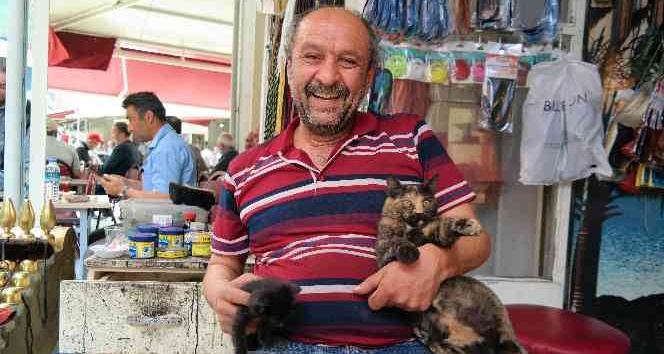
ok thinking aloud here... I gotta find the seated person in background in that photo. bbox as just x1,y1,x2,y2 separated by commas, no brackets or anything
94,121,141,194
45,119,81,178
166,115,209,182
97,91,196,199
76,131,103,168
210,133,238,177
244,130,259,150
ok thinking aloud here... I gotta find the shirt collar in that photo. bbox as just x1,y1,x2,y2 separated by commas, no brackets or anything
267,111,379,155
148,124,174,151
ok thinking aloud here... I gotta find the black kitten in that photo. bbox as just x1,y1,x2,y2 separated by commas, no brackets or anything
232,278,301,354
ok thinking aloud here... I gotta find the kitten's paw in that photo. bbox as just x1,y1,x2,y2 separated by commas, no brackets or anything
452,218,482,236
396,244,420,264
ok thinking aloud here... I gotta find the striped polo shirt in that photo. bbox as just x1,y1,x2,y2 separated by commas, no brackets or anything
211,112,475,348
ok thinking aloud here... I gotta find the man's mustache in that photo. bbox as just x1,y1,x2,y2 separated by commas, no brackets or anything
305,82,349,98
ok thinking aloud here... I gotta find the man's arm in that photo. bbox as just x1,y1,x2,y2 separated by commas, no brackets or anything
203,253,261,333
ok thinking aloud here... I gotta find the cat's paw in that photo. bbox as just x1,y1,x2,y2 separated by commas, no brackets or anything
396,244,420,264
451,218,482,236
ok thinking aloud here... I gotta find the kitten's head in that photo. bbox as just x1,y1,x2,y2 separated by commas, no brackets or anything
249,279,301,328
383,176,438,226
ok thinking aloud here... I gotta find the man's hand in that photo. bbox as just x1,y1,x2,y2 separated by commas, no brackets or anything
353,244,457,311
204,273,262,334
95,174,125,196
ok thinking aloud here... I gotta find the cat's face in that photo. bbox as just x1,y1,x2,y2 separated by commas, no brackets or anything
251,281,301,328
383,176,438,226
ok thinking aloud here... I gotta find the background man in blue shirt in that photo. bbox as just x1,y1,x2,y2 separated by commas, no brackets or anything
98,91,196,199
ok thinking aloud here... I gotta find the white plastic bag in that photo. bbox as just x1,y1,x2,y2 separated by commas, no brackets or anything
519,55,613,185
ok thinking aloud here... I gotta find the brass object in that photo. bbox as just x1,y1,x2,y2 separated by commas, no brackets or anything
40,200,57,244
17,199,36,239
0,260,17,272
0,199,17,238
11,271,31,288
1,287,23,305
19,259,39,274
0,269,9,287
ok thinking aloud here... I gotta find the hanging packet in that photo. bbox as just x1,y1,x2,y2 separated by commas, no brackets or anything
450,41,476,84
512,0,559,43
426,48,452,84
382,42,410,80
406,46,429,82
632,80,664,165
475,0,511,30
479,42,519,132
519,55,612,185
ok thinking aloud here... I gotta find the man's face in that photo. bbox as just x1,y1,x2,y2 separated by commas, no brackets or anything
126,105,150,143
287,9,374,136
0,71,6,106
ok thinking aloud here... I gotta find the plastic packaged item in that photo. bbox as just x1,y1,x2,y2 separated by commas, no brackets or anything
382,43,410,80
426,50,452,84
153,214,173,226
128,233,157,259
450,42,476,84
520,54,613,185
480,43,519,133
475,0,511,30
119,198,209,232
512,0,559,43
158,226,185,250
406,47,429,82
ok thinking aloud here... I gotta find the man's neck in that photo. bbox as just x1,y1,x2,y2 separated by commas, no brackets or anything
293,122,352,169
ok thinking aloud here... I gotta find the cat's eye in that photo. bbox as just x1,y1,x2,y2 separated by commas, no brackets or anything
422,199,432,206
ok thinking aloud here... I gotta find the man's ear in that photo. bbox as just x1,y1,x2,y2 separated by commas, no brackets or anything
144,110,155,124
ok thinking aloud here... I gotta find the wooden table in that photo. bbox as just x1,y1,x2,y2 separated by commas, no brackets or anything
54,195,112,279
85,252,209,281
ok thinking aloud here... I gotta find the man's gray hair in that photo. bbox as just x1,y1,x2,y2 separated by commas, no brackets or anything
283,7,381,72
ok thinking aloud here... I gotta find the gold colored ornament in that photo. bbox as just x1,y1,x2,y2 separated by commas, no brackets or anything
1,287,23,305
0,199,17,238
10,271,31,288
40,200,57,244
17,199,36,239
0,260,17,272
19,259,39,274
0,269,9,287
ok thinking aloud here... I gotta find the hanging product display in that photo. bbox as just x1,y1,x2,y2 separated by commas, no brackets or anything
511,0,560,43
364,0,453,42
632,80,664,165
368,68,394,115
426,49,452,84
479,43,519,132
452,0,473,35
519,54,613,185
475,0,511,30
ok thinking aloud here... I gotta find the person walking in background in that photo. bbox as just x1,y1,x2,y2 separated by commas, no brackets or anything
76,132,104,168
97,91,196,199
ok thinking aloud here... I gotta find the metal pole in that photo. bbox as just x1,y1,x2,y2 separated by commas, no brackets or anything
4,0,28,205
29,0,50,216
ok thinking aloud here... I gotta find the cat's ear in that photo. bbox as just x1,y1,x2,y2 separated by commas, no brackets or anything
386,176,403,197
423,175,438,194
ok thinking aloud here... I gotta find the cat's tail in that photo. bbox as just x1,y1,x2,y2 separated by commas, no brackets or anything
232,307,251,354
496,307,527,354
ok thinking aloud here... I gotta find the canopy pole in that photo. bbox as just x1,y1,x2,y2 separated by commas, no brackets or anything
4,0,28,205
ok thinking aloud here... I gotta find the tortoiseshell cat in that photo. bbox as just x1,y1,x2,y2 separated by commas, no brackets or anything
377,176,526,354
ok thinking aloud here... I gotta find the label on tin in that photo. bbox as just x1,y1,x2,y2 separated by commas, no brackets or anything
158,234,184,249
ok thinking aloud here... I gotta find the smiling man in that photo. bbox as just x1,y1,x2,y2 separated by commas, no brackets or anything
203,7,491,353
